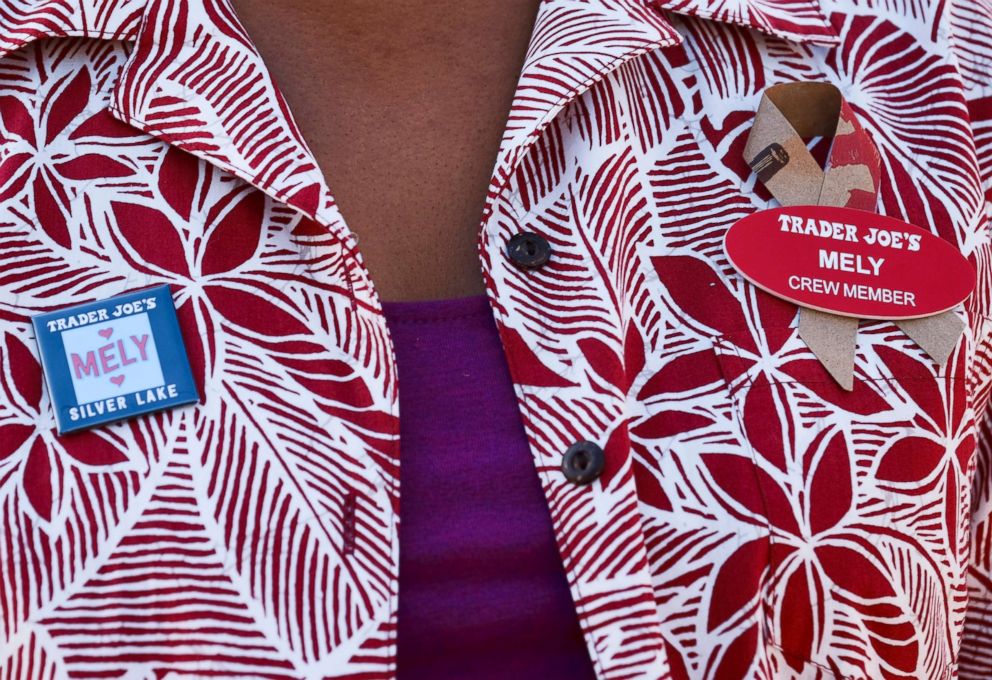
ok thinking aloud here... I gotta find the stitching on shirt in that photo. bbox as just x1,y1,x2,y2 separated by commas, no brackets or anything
341,493,357,555
4,30,131,54
713,327,968,386
663,8,838,44
385,355,400,679
714,338,968,386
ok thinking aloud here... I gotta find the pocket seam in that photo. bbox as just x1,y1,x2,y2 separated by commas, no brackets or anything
713,326,967,388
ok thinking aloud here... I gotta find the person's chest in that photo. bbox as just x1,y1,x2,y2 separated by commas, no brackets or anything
0,2,990,679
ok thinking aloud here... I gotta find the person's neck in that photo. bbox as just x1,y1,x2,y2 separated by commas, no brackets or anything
231,0,542,85
228,0,545,300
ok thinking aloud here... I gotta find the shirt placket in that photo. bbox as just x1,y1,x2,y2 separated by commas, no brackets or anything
458,3,688,677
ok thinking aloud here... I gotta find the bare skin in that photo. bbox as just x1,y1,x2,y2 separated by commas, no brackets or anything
231,0,543,301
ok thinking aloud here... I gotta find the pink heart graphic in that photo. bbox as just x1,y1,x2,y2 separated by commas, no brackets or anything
98,327,113,339
110,374,125,387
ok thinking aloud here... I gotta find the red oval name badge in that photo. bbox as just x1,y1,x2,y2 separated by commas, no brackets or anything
724,206,975,320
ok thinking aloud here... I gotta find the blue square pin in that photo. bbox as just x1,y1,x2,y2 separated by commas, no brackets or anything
31,284,199,434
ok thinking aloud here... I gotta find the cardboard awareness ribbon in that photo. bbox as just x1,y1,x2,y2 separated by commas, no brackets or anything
742,82,966,390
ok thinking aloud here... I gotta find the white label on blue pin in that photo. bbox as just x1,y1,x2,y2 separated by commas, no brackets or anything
31,284,199,434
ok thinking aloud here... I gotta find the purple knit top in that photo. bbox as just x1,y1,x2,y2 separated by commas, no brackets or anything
381,293,597,680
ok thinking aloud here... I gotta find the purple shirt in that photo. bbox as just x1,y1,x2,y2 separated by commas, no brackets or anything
382,293,597,680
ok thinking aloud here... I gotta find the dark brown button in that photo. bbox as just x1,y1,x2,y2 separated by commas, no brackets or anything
561,440,605,485
506,232,551,269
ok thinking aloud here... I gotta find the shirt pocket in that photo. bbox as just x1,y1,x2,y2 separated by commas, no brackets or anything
706,319,973,679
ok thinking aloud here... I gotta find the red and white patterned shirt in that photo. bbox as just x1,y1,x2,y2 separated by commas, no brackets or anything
2,0,992,678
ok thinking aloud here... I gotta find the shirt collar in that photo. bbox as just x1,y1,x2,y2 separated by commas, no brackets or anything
1,0,838,228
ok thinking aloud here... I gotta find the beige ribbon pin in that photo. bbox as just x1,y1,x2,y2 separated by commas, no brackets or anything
743,82,964,390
